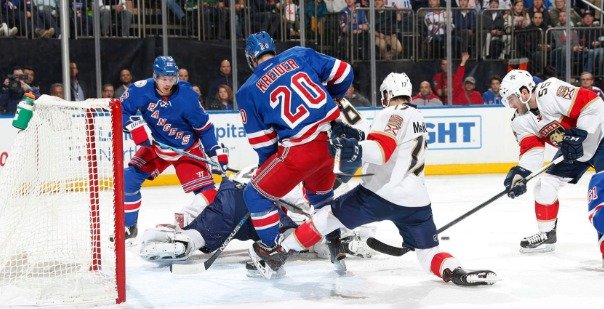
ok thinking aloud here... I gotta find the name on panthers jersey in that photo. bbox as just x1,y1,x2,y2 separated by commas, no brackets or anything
384,115,403,136
413,122,427,133
147,100,191,145
255,59,300,93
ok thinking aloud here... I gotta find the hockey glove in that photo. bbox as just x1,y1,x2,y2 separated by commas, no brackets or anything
504,166,532,199
330,137,363,173
559,128,588,162
331,120,365,141
125,116,153,147
208,144,229,173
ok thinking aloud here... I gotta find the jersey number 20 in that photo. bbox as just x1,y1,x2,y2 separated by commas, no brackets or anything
270,72,327,128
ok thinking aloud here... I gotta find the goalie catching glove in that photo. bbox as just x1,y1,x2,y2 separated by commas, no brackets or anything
559,128,588,162
125,116,153,147
504,166,531,199
139,225,205,262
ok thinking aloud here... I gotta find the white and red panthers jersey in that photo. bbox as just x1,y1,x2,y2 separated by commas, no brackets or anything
512,77,604,170
359,104,430,207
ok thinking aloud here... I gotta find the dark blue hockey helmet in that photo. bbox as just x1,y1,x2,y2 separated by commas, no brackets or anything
153,56,179,79
245,31,276,70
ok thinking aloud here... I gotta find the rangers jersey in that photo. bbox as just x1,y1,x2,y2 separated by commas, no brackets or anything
511,77,604,170
236,46,353,165
121,78,219,154
359,104,430,207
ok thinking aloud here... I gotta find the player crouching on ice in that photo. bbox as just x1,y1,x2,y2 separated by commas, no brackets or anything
120,56,228,242
248,72,498,286
137,171,375,273
499,70,604,256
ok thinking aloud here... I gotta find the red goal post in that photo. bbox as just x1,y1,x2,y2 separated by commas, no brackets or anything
0,95,125,305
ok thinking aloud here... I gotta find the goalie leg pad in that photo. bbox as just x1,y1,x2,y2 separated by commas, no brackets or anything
139,226,205,262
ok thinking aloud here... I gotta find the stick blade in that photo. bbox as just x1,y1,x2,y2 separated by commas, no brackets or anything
366,237,410,256
170,262,208,274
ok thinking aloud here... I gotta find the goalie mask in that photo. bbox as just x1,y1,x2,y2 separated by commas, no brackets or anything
500,69,535,111
245,31,276,71
379,72,412,107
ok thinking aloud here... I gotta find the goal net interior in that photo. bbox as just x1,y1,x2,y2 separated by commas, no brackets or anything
0,95,125,306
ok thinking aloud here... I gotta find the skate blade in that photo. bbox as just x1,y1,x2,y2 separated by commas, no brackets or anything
246,267,286,279
332,258,347,275
519,244,555,254
466,272,499,285
248,247,278,280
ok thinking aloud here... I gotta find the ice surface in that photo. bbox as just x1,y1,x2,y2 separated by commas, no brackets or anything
121,173,602,309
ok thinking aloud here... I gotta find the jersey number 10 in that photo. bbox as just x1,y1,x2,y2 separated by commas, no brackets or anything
270,72,327,128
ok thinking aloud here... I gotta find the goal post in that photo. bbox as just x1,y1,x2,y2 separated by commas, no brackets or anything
0,95,125,305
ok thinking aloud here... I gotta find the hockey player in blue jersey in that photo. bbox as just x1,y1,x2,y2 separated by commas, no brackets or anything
236,31,354,269
587,172,604,266
120,56,228,240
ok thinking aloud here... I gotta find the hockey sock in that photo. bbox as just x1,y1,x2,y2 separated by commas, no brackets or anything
307,190,334,210
283,221,323,251
244,185,280,247
417,247,461,279
589,202,604,234
535,200,559,232
124,166,150,227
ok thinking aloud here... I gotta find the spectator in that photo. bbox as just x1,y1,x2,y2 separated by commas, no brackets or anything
98,0,133,37
191,84,206,109
579,72,604,100
208,84,235,110
482,75,503,104
527,0,552,28
71,0,93,37
424,0,458,59
482,0,512,9
284,0,299,37
452,0,477,56
505,0,531,34
374,0,403,60
115,68,132,98
20,0,55,38
49,83,64,99
521,11,548,72
482,0,508,60
200,0,228,40
207,59,232,102
549,10,583,76
451,52,482,105
344,83,371,107
0,0,19,37
432,58,450,103
0,67,32,114
178,68,190,82
576,0,601,21
250,0,281,37
102,83,115,98
306,0,328,38
549,0,580,26
411,81,444,106
580,10,603,75
522,0,552,9
70,62,86,101
340,0,370,60
22,66,41,98
33,0,59,38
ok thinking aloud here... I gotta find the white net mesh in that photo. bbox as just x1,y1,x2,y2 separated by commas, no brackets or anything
0,96,121,306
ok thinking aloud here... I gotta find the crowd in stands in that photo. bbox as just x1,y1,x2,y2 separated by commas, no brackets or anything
0,58,238,114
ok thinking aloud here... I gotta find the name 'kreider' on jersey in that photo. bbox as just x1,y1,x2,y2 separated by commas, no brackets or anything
236,46,353,164
121,78,218,152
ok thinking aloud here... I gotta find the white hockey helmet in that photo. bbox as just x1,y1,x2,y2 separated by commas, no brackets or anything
500,69,536,109
379,72,412,107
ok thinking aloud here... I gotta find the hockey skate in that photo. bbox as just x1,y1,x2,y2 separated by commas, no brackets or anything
245,260,286,279
248,241,289,279
326,233,347,274
520,220,557,253
109,223,138,247
443,267,498,286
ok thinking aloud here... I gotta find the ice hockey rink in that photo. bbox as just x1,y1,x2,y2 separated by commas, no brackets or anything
120,172,603,309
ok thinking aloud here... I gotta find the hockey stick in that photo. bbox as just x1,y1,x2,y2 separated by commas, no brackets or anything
332,148,374,178
152,140,239,173
367,156,565,256
170,213,250,274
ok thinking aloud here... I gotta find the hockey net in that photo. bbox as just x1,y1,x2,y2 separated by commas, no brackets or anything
0,95,125,305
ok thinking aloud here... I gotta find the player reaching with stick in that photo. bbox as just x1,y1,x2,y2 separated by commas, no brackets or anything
119,56,228,241
499,70,604,257
235,31,354,272
249,72,498,285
